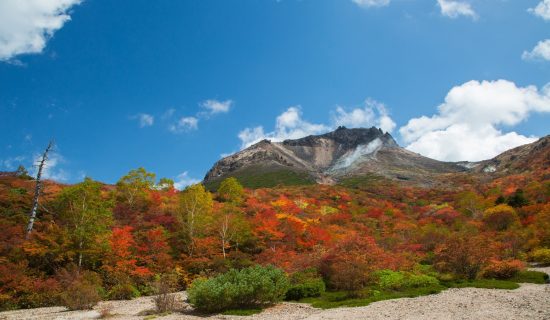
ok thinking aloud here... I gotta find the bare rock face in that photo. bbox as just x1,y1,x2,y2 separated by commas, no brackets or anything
203,126,471,187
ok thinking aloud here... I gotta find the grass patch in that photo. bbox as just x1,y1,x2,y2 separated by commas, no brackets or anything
297,272,543,309
443,279,520,290
509,270,549,284
299,285,445,309
221,308,263,316
338,174,387,190
205,167,315,190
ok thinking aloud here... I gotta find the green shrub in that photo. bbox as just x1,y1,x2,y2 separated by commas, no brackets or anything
375,270,406,290
510,270,549,284
108,283,140,300
405,274,439,288
187,265,289,313
375,270,439,291
285,269,325,300
530,248,550,266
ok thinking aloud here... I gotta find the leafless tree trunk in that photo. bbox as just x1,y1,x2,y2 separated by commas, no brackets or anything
26,141,54,239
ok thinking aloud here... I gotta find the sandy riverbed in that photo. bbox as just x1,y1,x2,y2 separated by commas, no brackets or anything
1,267,548,320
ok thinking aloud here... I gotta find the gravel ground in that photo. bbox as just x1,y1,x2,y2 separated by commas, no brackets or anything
1,267,549,320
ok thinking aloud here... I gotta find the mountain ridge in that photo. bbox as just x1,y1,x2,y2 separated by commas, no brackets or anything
204,127,550,190
203,127,466,188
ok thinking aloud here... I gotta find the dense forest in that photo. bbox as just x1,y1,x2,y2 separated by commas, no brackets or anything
1,164,549,312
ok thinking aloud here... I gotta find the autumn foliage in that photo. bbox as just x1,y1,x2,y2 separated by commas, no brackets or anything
0,164,549,311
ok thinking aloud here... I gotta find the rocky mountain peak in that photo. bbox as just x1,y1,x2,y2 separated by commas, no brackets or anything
203,126,464,188
282,126,397,149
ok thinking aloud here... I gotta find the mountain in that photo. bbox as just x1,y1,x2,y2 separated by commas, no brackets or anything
472,135,550,176
203,127,467,189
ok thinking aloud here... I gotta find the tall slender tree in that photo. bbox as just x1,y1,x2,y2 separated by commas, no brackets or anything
26,140,54,239
116,167,156,209
56,177,113,268
177,184,213,256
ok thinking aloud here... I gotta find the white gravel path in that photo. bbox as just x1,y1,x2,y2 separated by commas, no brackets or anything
1,267,549,320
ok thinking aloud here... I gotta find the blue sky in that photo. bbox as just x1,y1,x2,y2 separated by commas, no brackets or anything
1,0,549,187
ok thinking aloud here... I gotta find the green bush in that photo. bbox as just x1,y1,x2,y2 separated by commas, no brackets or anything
530,248,550,266
375,270,406,290
285,269,325,300
375,270,439,291
188,265,289,313
108,283,140,300
510,270,549,284
405,274,439,288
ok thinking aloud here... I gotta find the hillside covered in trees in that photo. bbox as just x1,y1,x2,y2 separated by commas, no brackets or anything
1,144,549,314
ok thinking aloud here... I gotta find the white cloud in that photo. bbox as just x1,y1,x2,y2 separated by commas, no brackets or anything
201,99,232,115
275,107,329,139
1,156,26,170
238,126,267,149
332,99,396,133
238,107,330,149
134,113,154,127
399,80,550,162
30,151,69,182
165,99,232,133
161,108,175,120
522,39,550,61
352,0,390,8
238,101,396,149
529,0,550,20
437,0,477,19
173,171,201,190
0,0,81,61
169,116,198,133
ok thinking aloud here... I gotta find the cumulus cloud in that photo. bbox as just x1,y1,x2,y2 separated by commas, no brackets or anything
352,0,390,8
522,39,550,61
173,171,201,190
399,80,550,162
238,107,329,149
201,99,233,115
529,0,550,20
133,113,154,127
333,99,396,133
238,100,396,149
1,156,26,170
29,151,69,182
169,116,198,133
238,126,268,149
0,0,81,61
167,99,233,134
437,0,477,19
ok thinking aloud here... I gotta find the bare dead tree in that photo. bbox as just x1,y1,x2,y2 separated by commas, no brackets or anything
26,140,54,239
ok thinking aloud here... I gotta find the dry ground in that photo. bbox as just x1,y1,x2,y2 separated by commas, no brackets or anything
1,267,549,320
